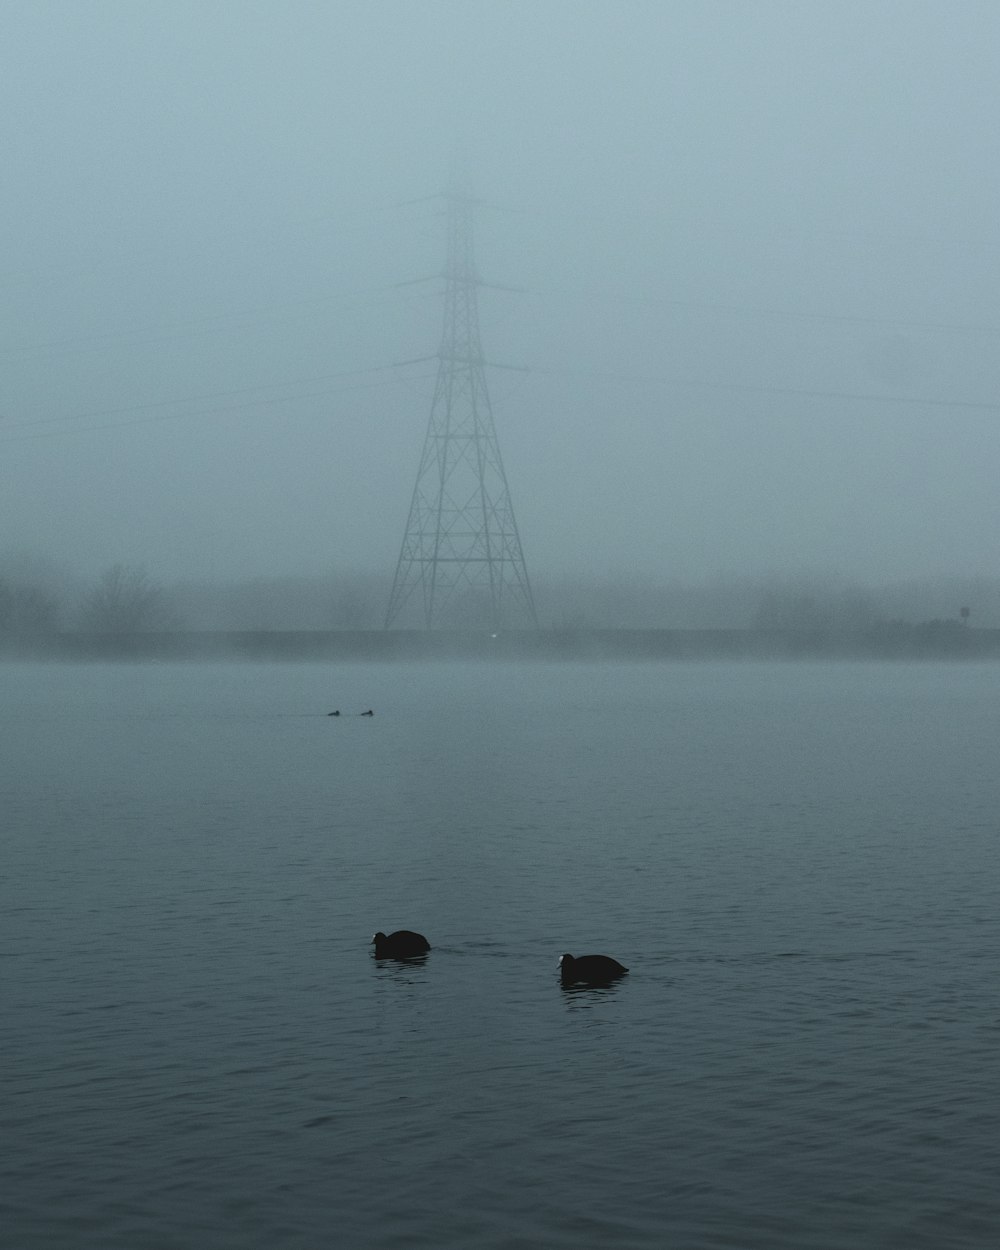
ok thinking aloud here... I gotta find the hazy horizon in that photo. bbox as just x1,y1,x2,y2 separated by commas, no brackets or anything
4,1,999,593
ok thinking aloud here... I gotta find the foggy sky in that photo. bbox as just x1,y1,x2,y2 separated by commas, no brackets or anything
3,0,999,592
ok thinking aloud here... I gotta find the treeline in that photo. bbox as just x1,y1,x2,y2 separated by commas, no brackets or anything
0,560,386,641
1,552,997,643
539,573,996,632
0,561,176,640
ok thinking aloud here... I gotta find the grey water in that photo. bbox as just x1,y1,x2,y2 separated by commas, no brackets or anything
3,659,1000,1249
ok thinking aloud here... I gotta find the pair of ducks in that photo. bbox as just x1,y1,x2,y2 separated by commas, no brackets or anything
371,929,629,985
328,709,374,717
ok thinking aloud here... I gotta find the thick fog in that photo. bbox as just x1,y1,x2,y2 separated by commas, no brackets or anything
3,1,1000,625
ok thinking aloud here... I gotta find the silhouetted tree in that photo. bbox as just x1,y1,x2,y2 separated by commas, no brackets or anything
330,574,379,629
0,579,11,633
0,576,60,636
755,589,832,632
754,583,880,633
79,564,175,632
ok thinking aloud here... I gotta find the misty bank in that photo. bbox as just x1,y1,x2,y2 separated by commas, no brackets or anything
4,625,999,661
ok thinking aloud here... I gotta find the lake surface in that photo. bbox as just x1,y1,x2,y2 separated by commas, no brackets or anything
3,659,1000,1249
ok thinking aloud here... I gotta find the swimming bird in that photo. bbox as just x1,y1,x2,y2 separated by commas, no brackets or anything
327,710,340,716
361,709,374,716
559,953,629,984
372,929,430,959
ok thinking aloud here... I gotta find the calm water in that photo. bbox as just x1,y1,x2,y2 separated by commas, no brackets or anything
3,659,1000,1249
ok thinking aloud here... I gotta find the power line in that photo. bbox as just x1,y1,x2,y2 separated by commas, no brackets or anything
527,286,1000,338
4,269,995,377
5,360,996,447
531,366,1000,413
0,285,422,361
0,369,434,444
2,364,409,432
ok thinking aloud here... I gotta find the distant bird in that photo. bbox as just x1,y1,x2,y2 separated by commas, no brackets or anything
559,953,629,985
372,929,430,959
361,709,374,716
327,710,341,716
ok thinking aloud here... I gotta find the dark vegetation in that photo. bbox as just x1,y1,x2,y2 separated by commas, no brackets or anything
0,552,997,657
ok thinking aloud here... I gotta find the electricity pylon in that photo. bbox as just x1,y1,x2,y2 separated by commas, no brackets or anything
384,190,537,630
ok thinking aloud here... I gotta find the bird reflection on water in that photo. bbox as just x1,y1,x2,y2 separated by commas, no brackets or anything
559,978,629,1007
371,955,430,990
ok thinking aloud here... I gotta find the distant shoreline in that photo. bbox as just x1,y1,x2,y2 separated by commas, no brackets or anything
3,625,998,661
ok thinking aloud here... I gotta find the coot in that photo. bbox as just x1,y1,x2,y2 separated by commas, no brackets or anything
372,929,431,959
559,953,629,984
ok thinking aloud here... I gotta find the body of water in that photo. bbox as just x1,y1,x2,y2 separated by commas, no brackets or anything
3,659,1000,1248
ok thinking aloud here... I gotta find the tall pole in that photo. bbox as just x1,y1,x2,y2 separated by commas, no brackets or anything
384,191,537,630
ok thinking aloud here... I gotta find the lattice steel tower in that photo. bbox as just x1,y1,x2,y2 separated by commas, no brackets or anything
384,190,537,630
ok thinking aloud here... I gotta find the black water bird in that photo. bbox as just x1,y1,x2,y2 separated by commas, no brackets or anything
361,709,374,716
327,710,340,716
372,929,430,959
559,953,629,985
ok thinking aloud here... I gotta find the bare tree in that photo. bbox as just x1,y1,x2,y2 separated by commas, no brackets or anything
0,576,60,636
0,578,11,633
79,564,176,633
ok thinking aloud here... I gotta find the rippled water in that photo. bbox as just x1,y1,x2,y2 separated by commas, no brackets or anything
4,659,1000,1248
